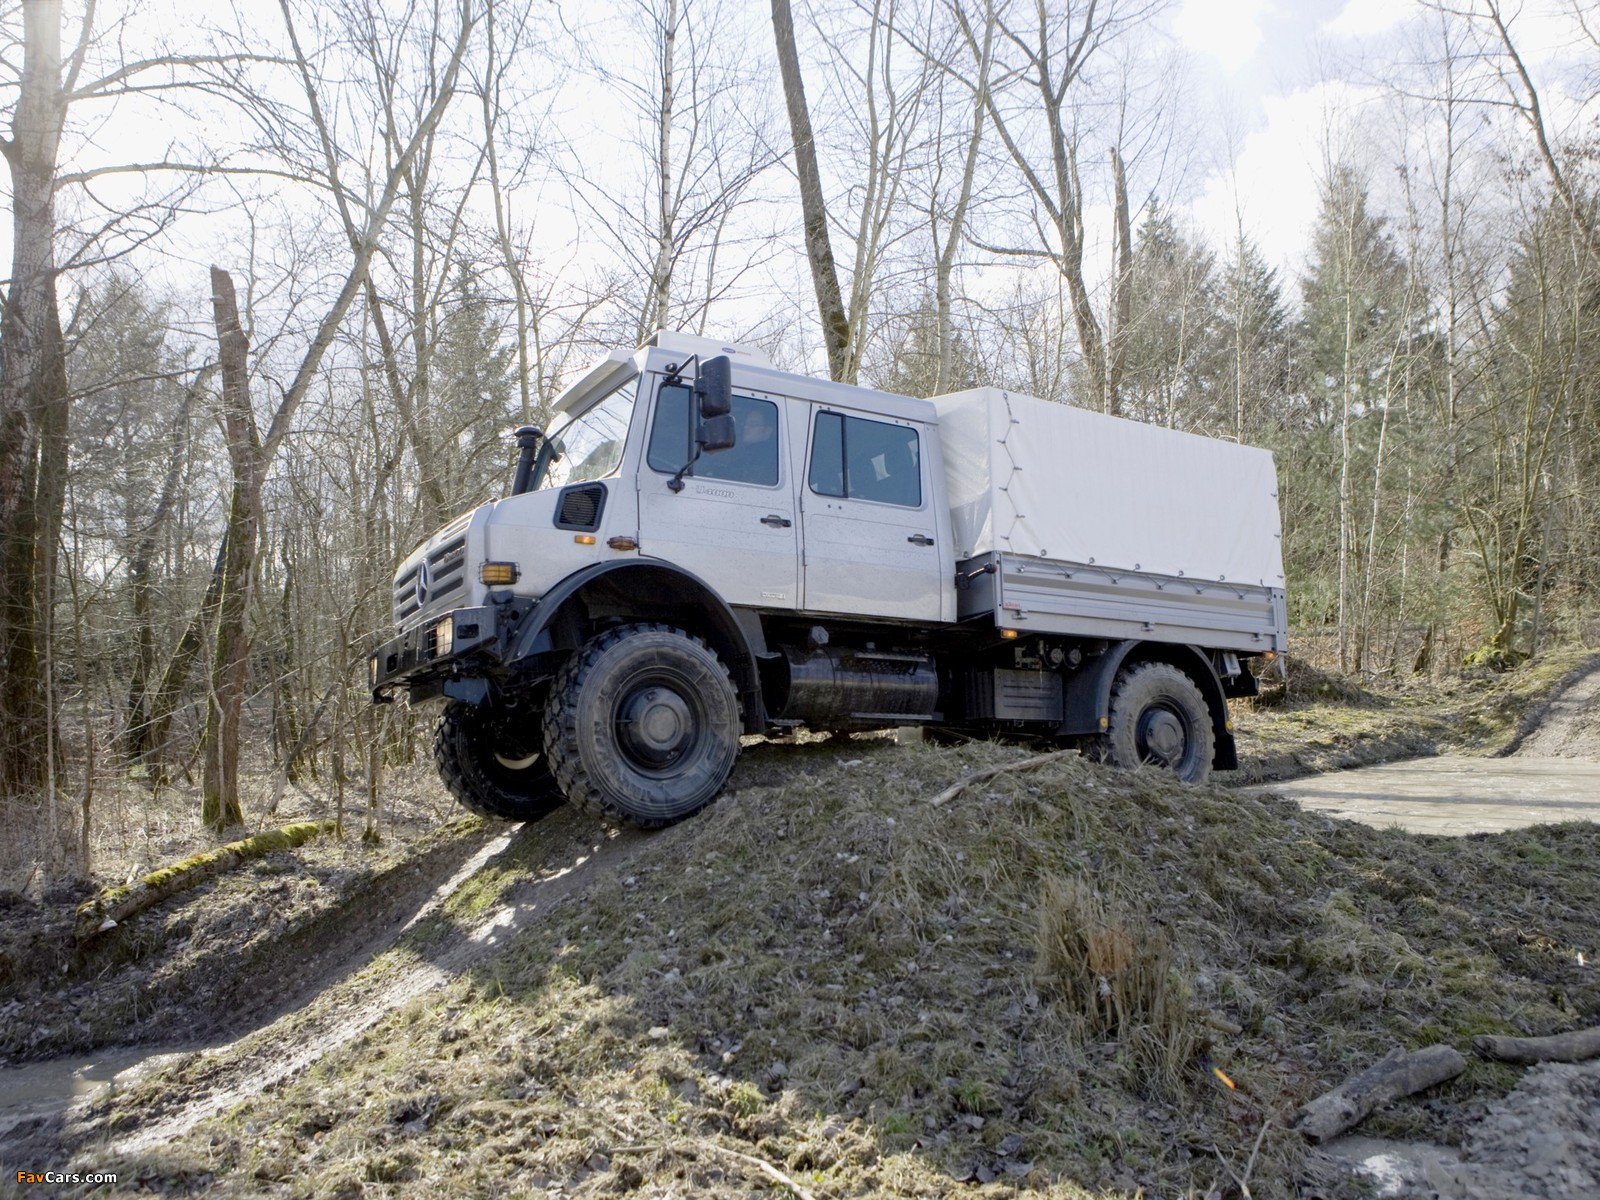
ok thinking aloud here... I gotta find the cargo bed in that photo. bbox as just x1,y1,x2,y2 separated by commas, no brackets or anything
956,551,1287,655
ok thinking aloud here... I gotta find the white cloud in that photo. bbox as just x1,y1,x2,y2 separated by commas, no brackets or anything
1323,0,1410,39
1172,0,1269,74
1187,81,1381,288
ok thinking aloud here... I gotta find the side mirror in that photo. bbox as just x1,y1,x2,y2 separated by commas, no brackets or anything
695,355,732,418
698,413,736,452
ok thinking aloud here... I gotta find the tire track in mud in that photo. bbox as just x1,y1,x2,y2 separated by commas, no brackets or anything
87,809,649,1159
1500,655,1600,759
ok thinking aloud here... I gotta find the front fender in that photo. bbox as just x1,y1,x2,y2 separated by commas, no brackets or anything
507,559,765,732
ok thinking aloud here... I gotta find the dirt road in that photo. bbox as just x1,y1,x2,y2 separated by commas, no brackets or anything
1266,659,1600,834
1264,756,1600,833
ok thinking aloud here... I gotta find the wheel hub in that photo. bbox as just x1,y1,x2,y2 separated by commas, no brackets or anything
1136,706,1187,767
617,686,695,767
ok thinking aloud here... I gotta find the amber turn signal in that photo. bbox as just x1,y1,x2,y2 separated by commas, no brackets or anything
607,536,639,551
573,534,597,545
479,561,520,585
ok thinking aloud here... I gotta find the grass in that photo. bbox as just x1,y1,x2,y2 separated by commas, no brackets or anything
75,726,1599,1199
12,648,1594,1197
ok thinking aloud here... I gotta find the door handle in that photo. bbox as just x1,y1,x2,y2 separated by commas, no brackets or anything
907,533,935,546
760,514,792,528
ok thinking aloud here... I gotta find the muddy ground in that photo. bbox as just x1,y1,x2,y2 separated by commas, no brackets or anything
0,653,1596,1198
1288,657,1600,1199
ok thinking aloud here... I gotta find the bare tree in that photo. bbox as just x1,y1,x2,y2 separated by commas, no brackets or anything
1463,0,1600,267
0,0,81,798
772,0,852,380
191,0,480,828
949,0,1170,414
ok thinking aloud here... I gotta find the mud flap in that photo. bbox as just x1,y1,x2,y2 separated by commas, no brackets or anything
442,677,490,706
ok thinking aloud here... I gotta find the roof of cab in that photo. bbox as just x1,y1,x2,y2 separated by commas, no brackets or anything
550,332,938,426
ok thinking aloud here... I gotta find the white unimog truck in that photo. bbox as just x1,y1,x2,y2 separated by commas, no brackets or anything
371,332,1288,827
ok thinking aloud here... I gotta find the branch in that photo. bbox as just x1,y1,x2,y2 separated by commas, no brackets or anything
1294,1045,1467,1143
928,749,1078,807
1474,1026,1600,1064
71,53,291,100
55,160,328,189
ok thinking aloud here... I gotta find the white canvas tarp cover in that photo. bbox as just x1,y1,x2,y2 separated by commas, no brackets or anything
932,388,1285,588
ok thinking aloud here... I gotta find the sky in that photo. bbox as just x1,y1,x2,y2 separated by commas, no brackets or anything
1174,0,1593,280
5,0,1593,371
1175,0,1398,275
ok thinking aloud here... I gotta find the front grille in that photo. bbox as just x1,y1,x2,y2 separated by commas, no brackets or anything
394,532,468,624
555,482,606,531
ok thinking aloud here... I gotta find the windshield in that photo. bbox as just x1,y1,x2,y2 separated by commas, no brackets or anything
530,377,638,491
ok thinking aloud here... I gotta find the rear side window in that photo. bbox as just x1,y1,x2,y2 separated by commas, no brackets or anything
808,412,922,508
646,384,780,486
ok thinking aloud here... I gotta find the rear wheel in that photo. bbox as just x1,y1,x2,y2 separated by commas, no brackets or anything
434,701,565,821
544,623,740,828
1087,662,1214,785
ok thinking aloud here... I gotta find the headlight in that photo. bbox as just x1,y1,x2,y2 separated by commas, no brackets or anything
479,561,520,585
432,616,454,658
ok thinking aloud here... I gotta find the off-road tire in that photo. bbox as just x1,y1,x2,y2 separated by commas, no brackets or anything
1085,662,1215,785
543,623,740,828
434,701,565,821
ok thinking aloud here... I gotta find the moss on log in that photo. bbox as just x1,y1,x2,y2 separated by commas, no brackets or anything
75,821,338,942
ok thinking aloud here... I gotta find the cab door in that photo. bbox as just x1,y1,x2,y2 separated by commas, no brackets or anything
636,378,799,609
798,409,943,621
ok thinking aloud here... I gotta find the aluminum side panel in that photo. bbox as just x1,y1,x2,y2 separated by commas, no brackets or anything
963,553,1287,655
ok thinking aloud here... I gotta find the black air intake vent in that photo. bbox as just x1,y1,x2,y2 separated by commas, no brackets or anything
555,482,607,531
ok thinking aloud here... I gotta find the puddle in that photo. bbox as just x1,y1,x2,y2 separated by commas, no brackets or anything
1260,755,1600,834
0,1047,191,1143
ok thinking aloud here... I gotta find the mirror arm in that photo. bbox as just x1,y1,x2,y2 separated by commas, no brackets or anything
664,354,699,387
667,446,702,494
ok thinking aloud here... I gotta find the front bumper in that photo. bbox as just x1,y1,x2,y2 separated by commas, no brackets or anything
369,605,498,701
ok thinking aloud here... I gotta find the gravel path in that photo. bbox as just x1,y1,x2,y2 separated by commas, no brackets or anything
1510,659,1600,759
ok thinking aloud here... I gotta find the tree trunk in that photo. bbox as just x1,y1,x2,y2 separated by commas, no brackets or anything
1104,147,1134,416
0,0,71,799
648,0,679,337
124,377,198,763
1294,1045,1467,1142
771,0,850,381
201,267,261,830
144,534,228,780
932,15,989,395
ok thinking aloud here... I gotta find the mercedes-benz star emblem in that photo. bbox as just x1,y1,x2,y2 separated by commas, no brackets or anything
415,558,431,608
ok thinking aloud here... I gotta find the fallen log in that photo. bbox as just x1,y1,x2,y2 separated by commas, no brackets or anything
75,821,338,942
1473,1026,1600,1064
1293,1044,1467,1143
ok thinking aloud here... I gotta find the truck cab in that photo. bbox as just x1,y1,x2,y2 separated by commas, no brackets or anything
373,332,1285,828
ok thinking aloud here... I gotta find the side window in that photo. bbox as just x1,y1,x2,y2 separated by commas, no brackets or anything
646,385,780,487
646,384,693,473
808,411,845,496
808,412,922,508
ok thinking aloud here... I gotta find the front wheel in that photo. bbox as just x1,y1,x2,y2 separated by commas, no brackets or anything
543,623,740,828
1086,662,1215,785
434,701,566,821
